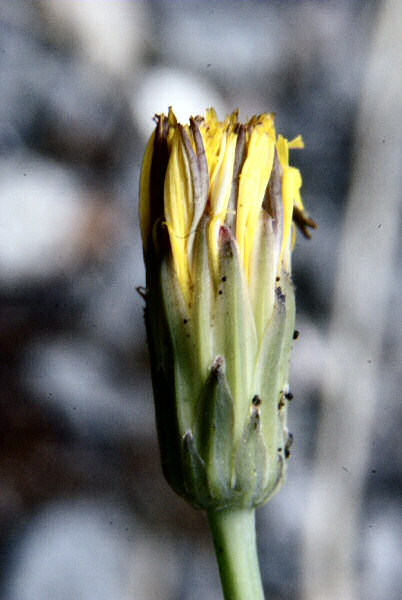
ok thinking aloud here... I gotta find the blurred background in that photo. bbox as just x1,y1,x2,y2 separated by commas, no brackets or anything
0,1,401,600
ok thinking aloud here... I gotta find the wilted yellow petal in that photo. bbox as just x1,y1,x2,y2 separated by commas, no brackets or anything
141,108,310,308
164,130,193,303
208,130,238,273
276,134,289,167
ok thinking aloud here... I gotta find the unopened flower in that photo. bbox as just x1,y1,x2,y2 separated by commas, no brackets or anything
139,108,315,510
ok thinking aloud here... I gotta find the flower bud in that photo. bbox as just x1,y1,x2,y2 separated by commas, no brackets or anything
139,108,315,510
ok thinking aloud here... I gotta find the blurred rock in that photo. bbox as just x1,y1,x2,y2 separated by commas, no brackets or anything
150,2,284,87
74,212,146,352
131,66,226,140
126,528,180,600
360,501,402,600
0,6,132,166
39,1,149,80
4,500,180,600
259,468,312,598
291,317,328,393
22,336,153,442
0,157,115,289
0,388,82,537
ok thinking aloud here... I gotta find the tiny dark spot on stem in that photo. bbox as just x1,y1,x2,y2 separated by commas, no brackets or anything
285,392,293,400
221,276,227,282
183,319,188,324
276,276,280,282
293,330,299,340
218,290,223,295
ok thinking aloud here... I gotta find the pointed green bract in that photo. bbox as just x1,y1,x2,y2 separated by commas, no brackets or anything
160,255,196,434
215,229,258,449
194,357,235,503
234,406,269,507
192,216,215,381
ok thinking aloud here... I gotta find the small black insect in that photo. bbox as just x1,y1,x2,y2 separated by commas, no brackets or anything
252,395,262,407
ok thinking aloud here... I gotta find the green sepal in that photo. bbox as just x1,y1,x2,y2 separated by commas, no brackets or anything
144,229,185,497
182,430,209,508
254,452,285,507
233,406,269,507
193,356,235,502
160,253,197,434
253,290,287,458
216,227,257,447
276,272,296,459
248,213,281,343
277,272,296,392
192,215,215,381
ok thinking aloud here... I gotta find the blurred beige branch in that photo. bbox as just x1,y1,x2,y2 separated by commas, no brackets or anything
301,1,402,599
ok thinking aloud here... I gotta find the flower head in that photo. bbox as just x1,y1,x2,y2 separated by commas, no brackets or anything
140,108,315,509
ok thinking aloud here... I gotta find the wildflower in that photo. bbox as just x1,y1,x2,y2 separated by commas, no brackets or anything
139,108,315,510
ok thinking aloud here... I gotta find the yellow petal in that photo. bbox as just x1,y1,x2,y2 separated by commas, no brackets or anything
164,130,193,304
281,166,301,269
288,135,304,149
236,124,275,277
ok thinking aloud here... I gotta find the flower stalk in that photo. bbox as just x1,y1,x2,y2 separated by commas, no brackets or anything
208,508,265,600
139,108,315,599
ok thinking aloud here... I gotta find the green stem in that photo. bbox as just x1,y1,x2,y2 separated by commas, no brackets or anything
207,508,265,600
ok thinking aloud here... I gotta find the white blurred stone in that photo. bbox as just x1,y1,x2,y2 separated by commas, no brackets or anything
5,500,180,600
40,0,148,79
126,531,180,600
0,157,88,288
361,503,402,600
5,500,132,600
291,317,328,392
131,66,226,140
